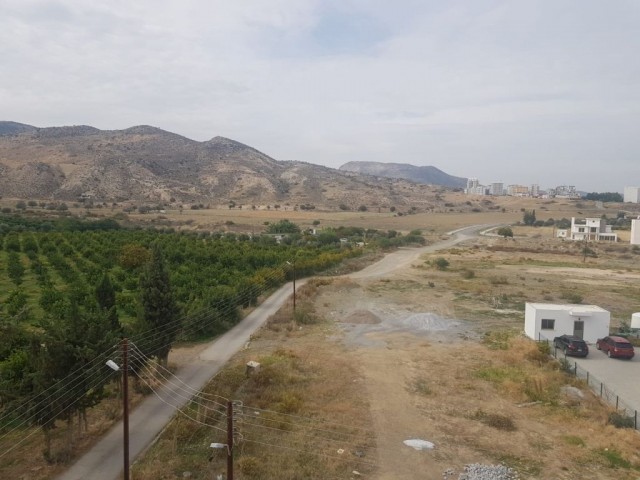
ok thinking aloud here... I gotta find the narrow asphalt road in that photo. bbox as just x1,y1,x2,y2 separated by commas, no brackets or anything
57,225,488,480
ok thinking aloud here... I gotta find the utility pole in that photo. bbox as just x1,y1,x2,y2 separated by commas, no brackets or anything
292,260,296,316
226,401,234,480
122,338,130,480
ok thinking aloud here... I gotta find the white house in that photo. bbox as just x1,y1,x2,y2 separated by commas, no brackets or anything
524,303,610,344
631,218,640,246
556,217,617,242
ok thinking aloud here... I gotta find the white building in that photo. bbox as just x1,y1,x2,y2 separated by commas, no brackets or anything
556,217,617,242
490,183,504,196
624,186,640,204
465,178,486,195
525,303,610,343
530,184,540,197
631,218,640,245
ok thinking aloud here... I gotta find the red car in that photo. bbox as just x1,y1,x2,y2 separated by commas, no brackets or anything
596,336,635,359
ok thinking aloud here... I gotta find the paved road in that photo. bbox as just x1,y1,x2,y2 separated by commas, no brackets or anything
567,346,640,413
58,225,489,480
57,279,306,480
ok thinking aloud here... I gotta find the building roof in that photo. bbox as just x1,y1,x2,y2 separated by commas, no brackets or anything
527,303,609,314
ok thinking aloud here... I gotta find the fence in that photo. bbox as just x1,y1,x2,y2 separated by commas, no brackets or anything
538,334,639,430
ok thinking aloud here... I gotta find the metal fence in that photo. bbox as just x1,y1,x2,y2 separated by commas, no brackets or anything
538,335,639,430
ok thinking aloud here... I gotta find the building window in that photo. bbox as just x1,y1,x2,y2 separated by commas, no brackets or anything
541,319,555,330
578,227,585,232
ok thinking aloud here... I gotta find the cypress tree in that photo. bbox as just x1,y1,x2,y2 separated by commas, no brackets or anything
138,244,178,367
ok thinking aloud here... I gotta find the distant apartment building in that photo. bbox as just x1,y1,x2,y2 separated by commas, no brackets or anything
624,186,640,203
530,184,540,197
507,184,529,196
550,185,578,198
490,183,504,196
465,178,486,195
556,217,617,242
631,218,640,245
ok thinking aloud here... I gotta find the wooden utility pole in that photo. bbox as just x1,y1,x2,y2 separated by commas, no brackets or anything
226,401,234,480
122,338,130,480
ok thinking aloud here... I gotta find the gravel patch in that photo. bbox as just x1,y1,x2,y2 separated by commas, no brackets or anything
443,464,519,480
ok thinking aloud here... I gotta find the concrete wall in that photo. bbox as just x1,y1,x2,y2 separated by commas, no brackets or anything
632,219,640,246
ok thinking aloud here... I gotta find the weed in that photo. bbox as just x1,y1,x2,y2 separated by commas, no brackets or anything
563,435,585,447
489,275,508,285
597,448,632,469
427,281,435,288
471,409,517,431
410,377,432,396
461,269,475,279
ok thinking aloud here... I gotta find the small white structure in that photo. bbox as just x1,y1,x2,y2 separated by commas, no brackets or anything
631,218,640,246
556,217,617,242
525,303,610,344
624,186,640,204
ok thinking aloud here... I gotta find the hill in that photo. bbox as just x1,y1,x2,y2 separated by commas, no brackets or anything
339,161,467,188
0,123,445,209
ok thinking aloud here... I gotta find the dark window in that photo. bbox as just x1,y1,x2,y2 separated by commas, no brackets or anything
541,319,555,330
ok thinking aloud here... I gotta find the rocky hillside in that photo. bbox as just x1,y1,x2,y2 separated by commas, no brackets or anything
0,122,446,209
339,161,466,188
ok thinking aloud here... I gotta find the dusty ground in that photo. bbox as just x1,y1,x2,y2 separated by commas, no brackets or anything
306,231,640,479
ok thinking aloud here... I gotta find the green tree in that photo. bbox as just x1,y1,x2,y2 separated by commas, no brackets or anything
523,209,536,226
138,245,179,367
95,272,120,334
266,219,301,234
497,226,514,238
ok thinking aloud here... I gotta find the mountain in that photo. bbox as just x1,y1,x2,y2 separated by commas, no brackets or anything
0,123,447,209
0,121,38,136
339,161,467,188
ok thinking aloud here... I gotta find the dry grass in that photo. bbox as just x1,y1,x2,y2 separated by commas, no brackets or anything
133,283,377,480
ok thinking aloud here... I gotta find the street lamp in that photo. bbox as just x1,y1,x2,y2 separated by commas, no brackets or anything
106,338,130,480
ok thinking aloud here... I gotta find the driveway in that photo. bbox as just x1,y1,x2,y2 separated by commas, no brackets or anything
563,346,640,413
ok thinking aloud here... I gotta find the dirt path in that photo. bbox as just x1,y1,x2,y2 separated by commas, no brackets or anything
317,225,491,479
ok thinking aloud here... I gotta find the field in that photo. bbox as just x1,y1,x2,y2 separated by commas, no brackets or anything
3,195,640,479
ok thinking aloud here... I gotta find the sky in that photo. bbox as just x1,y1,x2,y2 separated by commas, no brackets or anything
1,0,638,192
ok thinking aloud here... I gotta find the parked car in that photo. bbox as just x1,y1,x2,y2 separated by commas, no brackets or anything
553,335,589,357
596,336,635,359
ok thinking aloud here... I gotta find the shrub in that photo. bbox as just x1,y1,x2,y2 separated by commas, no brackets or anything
489,276,508,285
608,412,635,429
461,269,475,279
562,291,583,304
434,257,449,270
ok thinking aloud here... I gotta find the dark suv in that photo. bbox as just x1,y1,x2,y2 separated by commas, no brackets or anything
596,336,635,359
553,335,589,357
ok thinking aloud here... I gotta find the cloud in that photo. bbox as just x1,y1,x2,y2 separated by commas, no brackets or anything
0,0,638,191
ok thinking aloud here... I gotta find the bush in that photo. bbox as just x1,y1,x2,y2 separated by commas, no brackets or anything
434,257,449,270
461,269,475,279
357,205,368,212
489,276,508,285
608,412,635,429
497,226,513,238
562,291,583,304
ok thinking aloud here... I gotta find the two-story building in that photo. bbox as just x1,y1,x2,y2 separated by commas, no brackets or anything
556,217,617,242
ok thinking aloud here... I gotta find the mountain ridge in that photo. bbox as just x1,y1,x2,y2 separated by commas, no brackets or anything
0,122,454,210
339,161,467,188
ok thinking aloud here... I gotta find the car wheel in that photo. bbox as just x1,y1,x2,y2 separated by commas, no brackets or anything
607,350,612,358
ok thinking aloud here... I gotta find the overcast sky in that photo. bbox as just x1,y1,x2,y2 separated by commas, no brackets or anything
1,0,638,192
